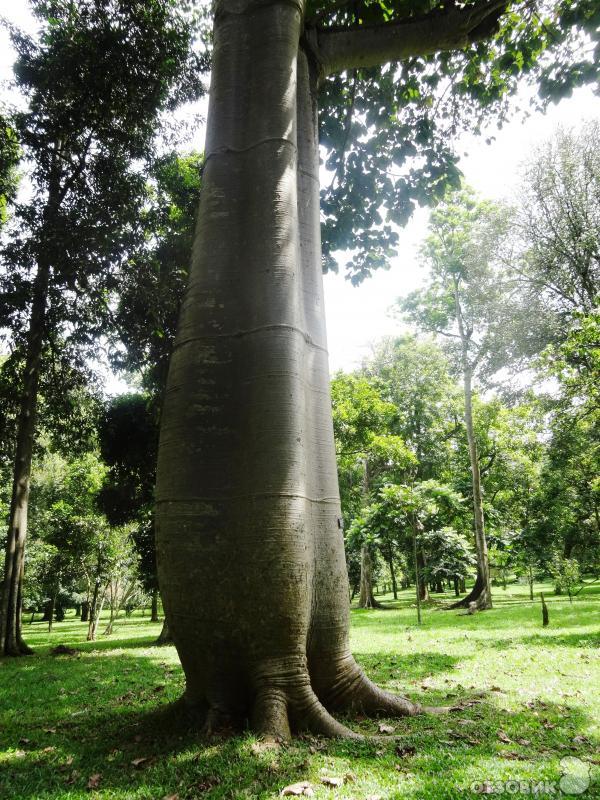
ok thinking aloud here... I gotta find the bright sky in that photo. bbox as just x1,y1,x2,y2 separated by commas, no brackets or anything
1,1,599,381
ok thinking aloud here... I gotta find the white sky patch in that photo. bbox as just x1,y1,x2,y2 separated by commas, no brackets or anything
1,2,599,384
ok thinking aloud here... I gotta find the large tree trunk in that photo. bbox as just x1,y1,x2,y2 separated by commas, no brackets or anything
155,1,419,739
0,255,50,656
448,291,492,611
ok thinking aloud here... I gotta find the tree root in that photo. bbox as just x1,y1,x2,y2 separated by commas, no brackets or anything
3,636,34,657
172,652,447,740
446,574,491,610
311,650,420,717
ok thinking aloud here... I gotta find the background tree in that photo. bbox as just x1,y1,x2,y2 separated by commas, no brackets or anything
111,151,203,403
98,395,159,620
0,0,204,656
331,373,415,605
399,190,520,608
514,122,599,329
108,153,202,640
0,116,19,227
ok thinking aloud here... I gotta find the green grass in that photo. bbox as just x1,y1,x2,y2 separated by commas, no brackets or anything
1,582,599,799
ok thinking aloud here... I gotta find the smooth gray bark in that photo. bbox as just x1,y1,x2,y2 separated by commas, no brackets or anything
155,0,424,738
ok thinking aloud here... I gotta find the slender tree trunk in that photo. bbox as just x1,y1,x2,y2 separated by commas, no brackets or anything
453,576,460,597
155,5,419,739
80,601,89,622
541,592,549,626
448,290,492,610
150,588,160,623
356,458,381,608
87,579,101,641
88,587,106,642
412,521,422,625
417,551,429,601
47,591,57,633
0,254,51,656
388,556,398,600
528,564,534,601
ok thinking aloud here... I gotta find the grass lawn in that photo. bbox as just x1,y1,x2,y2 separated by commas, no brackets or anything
1,582,598,799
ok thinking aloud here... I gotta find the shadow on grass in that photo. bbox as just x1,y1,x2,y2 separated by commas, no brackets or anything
1,643,597,800
514,630,600,649
355,651,461,685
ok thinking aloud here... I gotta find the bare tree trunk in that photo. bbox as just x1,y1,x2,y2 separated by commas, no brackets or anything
0,253,51,656
88,588,106,642
357,458,382,608
541,592,549,626
155,9,419,738
150,588,160,622
448,284,492,610
528,564,534,601
412,520,422,625
47,590,57,633
388,556,398,600
417,551,429,601
358,544,382,609
155,618,172,645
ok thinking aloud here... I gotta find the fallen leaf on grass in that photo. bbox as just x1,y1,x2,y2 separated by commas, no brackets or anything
280,781,314,796
457,719,476,726
251,740,281,754
65,770,80,785
395,744,416,757
499,750,527,761
162,795,179,800
44,728,57,734
378,723,395,734
14,750,26,758
490,686,502,692
366,795,382,800
87,773,101,790
18,738,31,745
516,738,531,746
42,746,56,753
321,776,343,787
573,735,591,745
130,757,149,768
497,730,512,743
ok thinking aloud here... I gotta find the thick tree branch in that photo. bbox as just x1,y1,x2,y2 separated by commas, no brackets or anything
313,0,509,77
